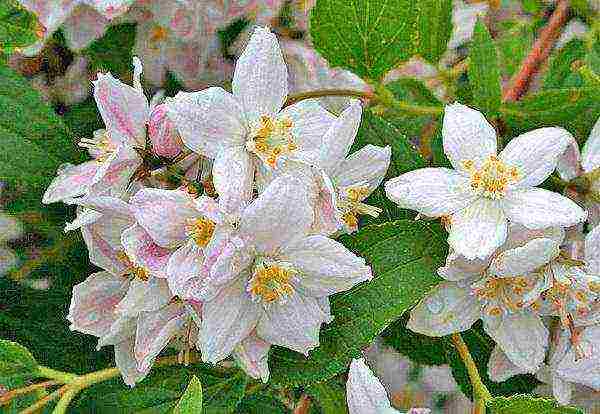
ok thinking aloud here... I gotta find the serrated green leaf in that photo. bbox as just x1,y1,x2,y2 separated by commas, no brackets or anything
0,339,39,382
445,324,539,401
306,376,348,414
0,0,38,56
469,19,502,115
203,371,248,414
353,109,427,224
415,0,453,64
487,394,583,414
543,39,588,89
381,313,449,366
173,375,203,414
268,219,446,387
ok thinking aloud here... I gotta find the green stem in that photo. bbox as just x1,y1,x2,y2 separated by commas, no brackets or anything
387,99,444,116
284,89,374,107
38,367,78,384
51,388,79,414
451,333,492,413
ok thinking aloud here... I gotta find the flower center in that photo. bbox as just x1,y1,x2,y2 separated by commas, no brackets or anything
187,217,216,248
78,130,115,162
338,185,381,231
116,251,150,281
247,115,297,168
248,261,296,304
462,155,520,199
150,25,169,43
472,276,534,315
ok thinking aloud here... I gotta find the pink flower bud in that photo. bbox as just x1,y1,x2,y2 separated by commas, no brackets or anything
148,104,182,158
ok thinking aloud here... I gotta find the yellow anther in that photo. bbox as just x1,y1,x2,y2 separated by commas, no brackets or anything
342,211,359,229
462,156,520,199
248,115,297,168
249,262,296,303
150,25,169,42
187,217,216,248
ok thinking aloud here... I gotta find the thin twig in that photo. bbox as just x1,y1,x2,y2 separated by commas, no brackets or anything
285,89,374,107
502,0,571,102
292,394,312,414
0,380,58,406
18,385,68,414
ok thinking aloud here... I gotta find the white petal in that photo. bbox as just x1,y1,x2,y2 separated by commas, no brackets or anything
484,312,548,373
279,99,336,155
488,238,560,277
334,144,391,192
346,358,392,413
448,198,507,260
442,103,497,173
42,161,99,204
233,26,287,122
115,338,150,387
200,276,260,363
121,224,172,278
115,278,172,317
135,303,188,372
97,315,136,349
407,282,480,337
213,146,254,215
89,144,142,195
384,168,475,217
68,195,132,219
130,188,199,248
232,335,271,383
499,127,572,188
257,292,329,355
167,88,246,158
63,6,110,51
488,345,528,382
437,250,488,282
166,241,206,301
240,175,313,255
318,101,362,174
279,235,372,297
556,325,600,390
552,375,573,406
582,116,600,173
68,271,129,337
503,188,587,229
585,224,600,275
556,138,583,181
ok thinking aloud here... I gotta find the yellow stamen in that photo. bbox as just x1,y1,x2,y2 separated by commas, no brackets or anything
247,115,297,168
248,262,296,304
462,155,520,199
187,217,216,248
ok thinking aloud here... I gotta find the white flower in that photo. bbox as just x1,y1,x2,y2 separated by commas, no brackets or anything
385,103,586,260
346,358,430,414
195,175,372,370
168,26,336,209
409,223,565,372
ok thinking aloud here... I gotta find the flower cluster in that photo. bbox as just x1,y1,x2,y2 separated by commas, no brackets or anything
385,103,600,405
43,26,388,385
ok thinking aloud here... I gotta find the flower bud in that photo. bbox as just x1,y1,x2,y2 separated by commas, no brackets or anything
148,104,182,158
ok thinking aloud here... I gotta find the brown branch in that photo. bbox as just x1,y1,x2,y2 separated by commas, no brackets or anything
502,0,571,102
292,394,312,414
0,380,58,406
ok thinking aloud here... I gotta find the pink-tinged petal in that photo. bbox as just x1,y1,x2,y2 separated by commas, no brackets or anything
312,173,340,236
557,325,600,390
213,147,254,215
63,5,110,51
278,99,336,156
346,358,392,413
438,250,489,282
233,26,287,122
582,117,600,173
135,302,188,372
121,224,172,278
407,282,480,337
115,338,150,387
83,0,133,19
81,212,133,276
318,101,362,174
442,103,497,173
240,175,313,255
499,127,572,188
97,315,136,348
484,312,548,373
334,145,391,192
130,188,199,248
42,161,99,204
148,104,183,158
503,188,587,229
585,224,600,275
67,194,132,219
257,292,329,356
385,168,475,217
488,345,528,382
166,241,206,301
167,88,246,159
93,72,149,147
232,335,271,383
68,271,130,337
449,198,507,260
488,238,560,277
90,145,142,195
279,235,372,297
116,278,172,317
133,21,169,87
557,138,583,181
199,276,261,363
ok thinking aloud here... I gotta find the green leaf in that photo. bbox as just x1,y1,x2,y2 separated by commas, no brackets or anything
0,0,38,57
381,313,449,366
415,0,453,64
269,219,446,387
173,375,203,414
203,371,248,414
353,109,427,224
487,395,584,414
543,39,588,89
469,19,502,115
497,23,534,78
84,23,136,79
445,324,539,401
236,392,290,414
306,377,348,414
0,340,39,382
